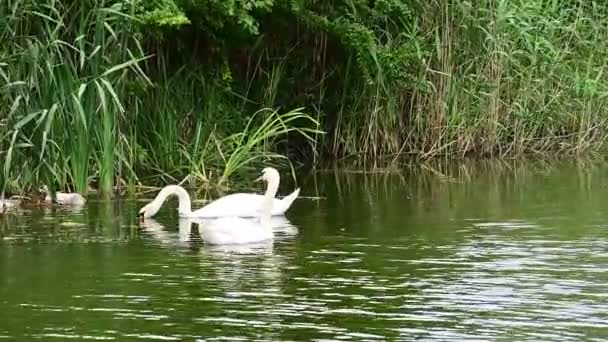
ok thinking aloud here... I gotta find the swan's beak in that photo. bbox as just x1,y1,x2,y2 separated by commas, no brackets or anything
255,175,263,182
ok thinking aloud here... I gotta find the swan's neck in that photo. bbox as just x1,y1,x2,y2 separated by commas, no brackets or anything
259,175,280,225
151,185,192,217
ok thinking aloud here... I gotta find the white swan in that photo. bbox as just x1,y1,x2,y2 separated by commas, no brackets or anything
140,217,275,255
41,186,86,206
137,167,299,219
0,194,20,212
196,168,278,245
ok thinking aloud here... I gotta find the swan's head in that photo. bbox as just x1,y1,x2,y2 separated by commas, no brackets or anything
138,203,156,220
138,202,159,219
136,185,192,223
256,167,279,183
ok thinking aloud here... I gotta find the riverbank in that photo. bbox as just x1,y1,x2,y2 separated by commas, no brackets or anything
2,1,607,196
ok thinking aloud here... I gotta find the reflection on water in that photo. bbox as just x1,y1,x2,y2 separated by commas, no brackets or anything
1,160,608,340
139,216,298,255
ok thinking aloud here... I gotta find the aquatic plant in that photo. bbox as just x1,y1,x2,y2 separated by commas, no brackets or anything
2,0,608,196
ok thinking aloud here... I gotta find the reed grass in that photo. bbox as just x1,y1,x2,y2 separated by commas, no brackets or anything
324,0,608,163
2,0,607,196
0,0,325,196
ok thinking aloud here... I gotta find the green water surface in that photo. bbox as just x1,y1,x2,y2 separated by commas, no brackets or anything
1,160,608,340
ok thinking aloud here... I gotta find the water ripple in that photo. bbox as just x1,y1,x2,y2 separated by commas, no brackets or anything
3,200,608,340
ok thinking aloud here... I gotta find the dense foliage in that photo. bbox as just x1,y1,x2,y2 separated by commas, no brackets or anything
2,0,608,195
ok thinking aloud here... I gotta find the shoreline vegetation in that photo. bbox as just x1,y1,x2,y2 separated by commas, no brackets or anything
2,0,608,198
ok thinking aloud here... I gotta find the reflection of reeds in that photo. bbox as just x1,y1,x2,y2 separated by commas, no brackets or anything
313,159,608,233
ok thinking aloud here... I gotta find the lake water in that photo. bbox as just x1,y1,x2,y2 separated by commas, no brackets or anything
1,160,608,340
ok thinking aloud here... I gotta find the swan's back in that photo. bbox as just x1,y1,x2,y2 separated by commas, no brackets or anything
53,193,86,206
194,193,284,218
0,199,19,211
198,217,273,245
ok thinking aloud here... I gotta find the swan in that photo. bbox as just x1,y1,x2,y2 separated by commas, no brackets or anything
40,186,86,206
137,167,299,219
0,194,20,212
139,217,195,246
196,168,278,245
140,217,275,255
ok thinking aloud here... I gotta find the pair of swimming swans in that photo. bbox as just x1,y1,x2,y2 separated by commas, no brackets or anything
137,167,299,245
137,168,299,219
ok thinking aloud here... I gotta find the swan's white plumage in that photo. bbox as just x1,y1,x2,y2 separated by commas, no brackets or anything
0,196,20,212
198,217,273,245
193,189,300,218
139,169,282,245
138,167,299,219
46,192,86,206
194,167,279,245
140,216,295,253
41,186,86,206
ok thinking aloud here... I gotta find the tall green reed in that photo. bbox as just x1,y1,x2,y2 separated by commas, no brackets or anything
4,0,605,196
0,0,149,195
326,0,608,163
